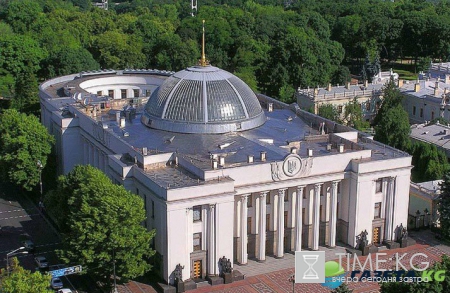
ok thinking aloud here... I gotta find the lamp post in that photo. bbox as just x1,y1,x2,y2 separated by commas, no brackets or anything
37,160,43,199
6,247,27,275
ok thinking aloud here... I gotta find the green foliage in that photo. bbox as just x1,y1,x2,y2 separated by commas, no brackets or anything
374,105,411,151
42,47,100,78
380,255,450,292
45,165,155,285
439,173,450,240
331,283,353,293
318,104,341,122
343,98,370,130
0,257,53,293
5,0,43,34
0,109,54,191
410,142,450,182
374,79,404,127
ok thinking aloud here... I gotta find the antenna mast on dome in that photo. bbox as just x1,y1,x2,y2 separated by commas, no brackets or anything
199,19,209,67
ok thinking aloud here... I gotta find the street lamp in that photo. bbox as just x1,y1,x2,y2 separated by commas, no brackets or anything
6,247,28,275
37,160,43,199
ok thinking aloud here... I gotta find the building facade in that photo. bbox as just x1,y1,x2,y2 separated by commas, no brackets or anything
40,66,412,285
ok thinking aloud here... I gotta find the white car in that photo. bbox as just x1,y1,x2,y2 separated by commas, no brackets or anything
51,277,64,289
57,289,72,293
34,256,48,269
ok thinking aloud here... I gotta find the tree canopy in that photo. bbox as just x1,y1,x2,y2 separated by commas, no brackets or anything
0,109,54,191
439,172,450,240
44,165,155,286
0,257,53,293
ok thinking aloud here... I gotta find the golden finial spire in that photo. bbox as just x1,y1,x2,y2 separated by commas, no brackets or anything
199,19,209,67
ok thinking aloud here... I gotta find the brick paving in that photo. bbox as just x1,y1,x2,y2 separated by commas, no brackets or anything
119,230,448,293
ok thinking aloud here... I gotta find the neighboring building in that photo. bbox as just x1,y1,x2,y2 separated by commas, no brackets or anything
409,180,441,229
296,70,397,123
410,122,450,158
40,64,412,286
401,63,450,124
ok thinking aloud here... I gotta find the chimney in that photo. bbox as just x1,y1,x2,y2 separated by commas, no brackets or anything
445,74,450,84
326,143,332,151
212,159,218,169
260,151,267,162
307,148,313,157
338,144,345,153
219,156,225,167
397,79,404,88
267,103,273,112
414,82,421,92
445,129,450,135
327,83,332,91
247,155,254,163
345,82,350,89
142,147,148,156
290,147,298,154
435,81,440,96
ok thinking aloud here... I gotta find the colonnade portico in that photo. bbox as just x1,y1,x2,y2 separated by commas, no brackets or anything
235,180,341,264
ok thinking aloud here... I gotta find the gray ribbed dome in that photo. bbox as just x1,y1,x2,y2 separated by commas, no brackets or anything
141,65,266,134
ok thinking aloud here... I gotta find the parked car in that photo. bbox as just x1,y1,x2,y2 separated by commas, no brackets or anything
51,277,64,290
34,256,48,269
21,239,35,252
57,289,72,293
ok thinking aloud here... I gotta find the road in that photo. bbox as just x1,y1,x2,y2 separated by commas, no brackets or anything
0,183,76,291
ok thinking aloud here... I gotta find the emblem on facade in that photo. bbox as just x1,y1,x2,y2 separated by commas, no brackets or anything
271,154,313,181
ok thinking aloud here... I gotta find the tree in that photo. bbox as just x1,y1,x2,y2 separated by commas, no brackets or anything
343,98,370,130
318,104,341,122
440,172,450,240
331,283,353,293
373,79,403,128
0,109,54,191
0,257,53,293
410,142,449,182
45,165,155,287
374,105,411,151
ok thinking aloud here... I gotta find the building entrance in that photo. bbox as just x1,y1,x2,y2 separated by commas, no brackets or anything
193,260,202,279
373,227,380,244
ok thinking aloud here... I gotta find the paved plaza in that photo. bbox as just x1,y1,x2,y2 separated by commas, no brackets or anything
118,230,448,293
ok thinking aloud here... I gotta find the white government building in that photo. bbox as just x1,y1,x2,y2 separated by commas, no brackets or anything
39,63,412,285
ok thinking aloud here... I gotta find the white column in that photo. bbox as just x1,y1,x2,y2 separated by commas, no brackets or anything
239,195,248,264
186,207,193,277
276,189,286,258
329,181,339,247
312,183,322,250
208,204,216,275
295,186,304,251
384,177,395,241
258,192,267,261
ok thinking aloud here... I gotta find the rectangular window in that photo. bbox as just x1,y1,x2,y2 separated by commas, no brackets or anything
266,214,270,231
374,202,381,219
284,192,289,202
376,179,383,193
193,233,202,251
108,90,114,99
97,90,102,96
247,195,252,208
320,205,323,221
431,111,435,120
303,188,306,199
321,186,327,196
266,194,271,204
338,105,343,114
420,108,423,118
133,89,140,97
366,102,371,111
121,89,127,99
302,208,306,224
413,106,416,116
136,188,139,195
247,217,252,234
151,200,155,219
193,205,202,222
